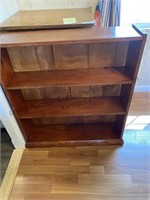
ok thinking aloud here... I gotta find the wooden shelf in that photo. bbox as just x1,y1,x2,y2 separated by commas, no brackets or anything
0,26,142,48
6,68,132,90
1,23,146,147
25,123,123,147
18,97,125,119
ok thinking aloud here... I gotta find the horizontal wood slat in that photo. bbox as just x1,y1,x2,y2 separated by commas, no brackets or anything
0,27,142,47
17,97,125,119
6,68,132,90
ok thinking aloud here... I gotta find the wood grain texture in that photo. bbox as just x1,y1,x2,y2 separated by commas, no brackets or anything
36,46,55,70
22,89,42,100
32,115,116,125
9,141,150,199
114,41,129,66
53,44,88,70
1,26,146,148
125,41,142,79
0,27,142,48
8,47,40,72
6,68,132,89
1,48,15,85
17,97,125,119
8,45,54,72
22,122,121,147
0,8,94,31
89,42,116,68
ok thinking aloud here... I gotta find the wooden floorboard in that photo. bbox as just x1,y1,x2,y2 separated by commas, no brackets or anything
2,92,150,200
9,143,150,200
129,92,150,115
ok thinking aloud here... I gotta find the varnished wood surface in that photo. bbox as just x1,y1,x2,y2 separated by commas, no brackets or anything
23,122,121,147
0,8,94,31
9,140,150,199
6,68,132,89
1,26,146,148
0,26,142,48
7,42,128,72
17,97,125,119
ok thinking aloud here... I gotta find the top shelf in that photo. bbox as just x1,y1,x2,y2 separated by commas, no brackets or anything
0,26,142,48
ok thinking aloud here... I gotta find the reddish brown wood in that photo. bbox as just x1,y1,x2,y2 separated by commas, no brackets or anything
1,48,15,85
20,121,123,147
32,115,116,125
0,26,142,48
125,41,142,79
0,25,146,147
1,8,94,31
6,68,132,90
17,97,125,119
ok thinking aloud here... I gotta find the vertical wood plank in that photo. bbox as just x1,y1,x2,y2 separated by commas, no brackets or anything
22,89,43,100
90,86,103,97
8,47,40,71
41,87,70,99
89,42,116,68
114,41,129,66
70,86,90,98
103,85,121,96
36,46,55,70
52,44,88,69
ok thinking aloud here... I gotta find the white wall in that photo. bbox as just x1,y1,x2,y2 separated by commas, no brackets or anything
16,0,98,11
0,0,98,23
135,29,150,92
0,0,19,23
121,0,150,26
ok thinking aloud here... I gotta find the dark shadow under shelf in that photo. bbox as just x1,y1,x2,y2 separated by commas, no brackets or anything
23,122,123,147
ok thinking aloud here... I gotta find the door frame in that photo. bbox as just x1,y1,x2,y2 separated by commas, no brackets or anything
0,86,25,148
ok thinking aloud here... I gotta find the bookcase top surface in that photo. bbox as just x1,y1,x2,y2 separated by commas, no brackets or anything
0,8,94,31
0,26,142,47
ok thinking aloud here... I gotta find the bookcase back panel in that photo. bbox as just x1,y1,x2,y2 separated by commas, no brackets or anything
8,47,41,72
114,41,129,66
52,44,88,69
89,42,116,68
8,46,55,71
7,41,129,73
32,115,117,125
22,88,43,100
21,85,121,100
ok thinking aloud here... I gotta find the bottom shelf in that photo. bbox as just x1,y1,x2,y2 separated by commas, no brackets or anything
22,122,124,147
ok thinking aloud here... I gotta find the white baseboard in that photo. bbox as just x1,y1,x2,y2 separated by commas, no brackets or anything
134,85,150,92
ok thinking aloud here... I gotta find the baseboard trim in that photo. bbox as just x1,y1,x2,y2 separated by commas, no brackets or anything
0,149,24,200
134,85,150,92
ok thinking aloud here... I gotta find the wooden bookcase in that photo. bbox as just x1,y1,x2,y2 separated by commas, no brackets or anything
0,25,146,147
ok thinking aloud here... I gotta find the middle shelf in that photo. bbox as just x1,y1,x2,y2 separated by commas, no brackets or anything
6,67,132,89
17,97,125,119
